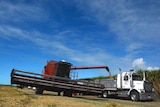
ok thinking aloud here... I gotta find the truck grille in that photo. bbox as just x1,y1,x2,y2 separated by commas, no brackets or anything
144,81,152,92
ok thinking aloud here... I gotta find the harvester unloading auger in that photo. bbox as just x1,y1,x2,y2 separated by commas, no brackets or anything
71,66,111,78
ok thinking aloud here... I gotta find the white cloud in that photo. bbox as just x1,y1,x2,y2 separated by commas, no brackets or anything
73,0,160,72
147,67,159,71
1,0,159,76
132,58,146,70
126,43,143,52
0,1,48,22
75,0,160,52
0,25,29,39
0,24,133,75
132,58,159,71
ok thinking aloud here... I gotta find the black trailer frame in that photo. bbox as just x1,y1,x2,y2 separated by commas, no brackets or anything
11,69,104,96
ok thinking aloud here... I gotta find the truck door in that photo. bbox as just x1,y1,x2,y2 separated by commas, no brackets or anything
122,73,131,89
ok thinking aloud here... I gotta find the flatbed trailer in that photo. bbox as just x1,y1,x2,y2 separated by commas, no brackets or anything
11,69,104,96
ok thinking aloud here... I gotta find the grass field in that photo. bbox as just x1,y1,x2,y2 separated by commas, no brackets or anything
0,85,159,107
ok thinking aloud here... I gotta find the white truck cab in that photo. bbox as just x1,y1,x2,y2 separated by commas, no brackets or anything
97,70,155,101
117,70,154,101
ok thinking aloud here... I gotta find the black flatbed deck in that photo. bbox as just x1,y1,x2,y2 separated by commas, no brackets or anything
11,69,104,95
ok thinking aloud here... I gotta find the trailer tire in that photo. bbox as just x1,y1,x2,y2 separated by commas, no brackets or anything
102,91,108,98
63,90,72,97
130,91,139,101
35,88,43,94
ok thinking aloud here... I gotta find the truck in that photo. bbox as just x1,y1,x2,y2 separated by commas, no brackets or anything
10,60,155,101
96,70,155,101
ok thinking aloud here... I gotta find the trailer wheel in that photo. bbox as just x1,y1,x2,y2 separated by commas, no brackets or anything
35,88,43,94
63,90,72,97
130,91,139,101
102,91,108,98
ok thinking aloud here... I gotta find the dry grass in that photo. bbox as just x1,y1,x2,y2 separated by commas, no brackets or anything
0,85,159,107
0,85,123,107
0,85,32,107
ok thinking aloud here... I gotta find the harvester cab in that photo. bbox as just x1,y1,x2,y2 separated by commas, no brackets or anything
42,60,72,79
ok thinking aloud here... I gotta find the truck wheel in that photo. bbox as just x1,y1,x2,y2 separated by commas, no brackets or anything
35,88,43,94
130,91,139,101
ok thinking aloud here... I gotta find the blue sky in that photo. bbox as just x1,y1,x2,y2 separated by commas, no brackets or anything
0,0,160,84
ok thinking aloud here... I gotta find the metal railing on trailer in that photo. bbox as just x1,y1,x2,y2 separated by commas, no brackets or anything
11,69,104,96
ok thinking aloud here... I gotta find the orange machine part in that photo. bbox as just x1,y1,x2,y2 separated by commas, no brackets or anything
43,60,58,78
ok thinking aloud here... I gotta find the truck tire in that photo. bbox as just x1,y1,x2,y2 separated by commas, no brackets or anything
35,88,43,94
130,91,139,101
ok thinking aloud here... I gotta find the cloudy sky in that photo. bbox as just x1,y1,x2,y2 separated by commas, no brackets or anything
0,0,160,84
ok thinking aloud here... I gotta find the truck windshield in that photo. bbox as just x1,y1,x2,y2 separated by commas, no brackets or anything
132,74,143,81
